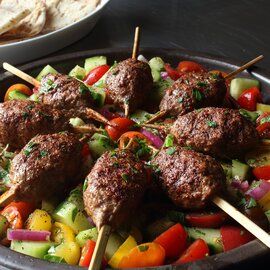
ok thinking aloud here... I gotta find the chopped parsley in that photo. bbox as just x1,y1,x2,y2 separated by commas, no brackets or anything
79,84,89,95
164,134,174,147
26,104,35,110
261,115,270,124
40,79,57,93
178,97,183,103
22,112,30,120
24,142,38,157
83,178,88,192
166,146,176,155
247,197,257,209
210,73,219,79
39,150,48,158
192,88,204,101
206,120,217,128
138,245,149,252
197,81,207,87
121,173,129,182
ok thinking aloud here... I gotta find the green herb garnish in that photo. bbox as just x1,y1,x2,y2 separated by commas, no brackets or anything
39,150,48,158
197,81,207,87
121,173,129,182
192,88,204,101
164,134,174,147
247,197,257,209
166,147,176,155
24,142,38,157
178,97,183,103
206,120,217,128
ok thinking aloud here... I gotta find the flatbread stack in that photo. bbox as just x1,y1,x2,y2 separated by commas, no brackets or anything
0,0,100,44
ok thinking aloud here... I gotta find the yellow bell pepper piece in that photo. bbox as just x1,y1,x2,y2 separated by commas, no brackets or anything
52,241,80,265
51,222,75,244
25,209,52,231
258,191,270,211
109,235,137,268
257,103,270,113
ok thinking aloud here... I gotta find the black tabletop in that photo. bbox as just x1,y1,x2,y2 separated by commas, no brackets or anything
16,0,270,269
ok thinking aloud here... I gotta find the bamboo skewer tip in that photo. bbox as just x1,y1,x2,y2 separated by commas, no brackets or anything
132,26,140,59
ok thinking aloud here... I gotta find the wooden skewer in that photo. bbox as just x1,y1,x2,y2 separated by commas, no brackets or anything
85,108,112,126
89,225,111,270
145,110,167,124
124,103,129,117
3,62,40,87
225,55,264,80
140,123,167,130
0,188,15,207
132,26,140,60
73,124,103,134
213,196,270,248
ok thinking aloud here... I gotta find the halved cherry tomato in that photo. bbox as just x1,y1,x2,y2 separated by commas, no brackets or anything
237,87,262,111
105,117,135,141
118,242,165,268
220,226,254,251
4,84,32,102
164,64,180,80
154,223,187,259
177,61,205,73
79,240,107,267
119,131,149,149
253,165,270,180
185,211,227,228
84,65,110,86
256,122,270,138
173,239,209,264
2,201,35,229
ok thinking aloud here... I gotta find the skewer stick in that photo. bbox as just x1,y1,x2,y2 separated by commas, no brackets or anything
73,125,103,134
132,26,140,59
0,189,15,207
3,62,40,87
225,55,264,80
213,196,270,248
145,110,167,124
85,108,113,126
140,123,167,130
89,225,111,270
124,103,129,117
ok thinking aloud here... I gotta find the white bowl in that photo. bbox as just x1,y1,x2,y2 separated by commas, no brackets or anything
0,0,110,65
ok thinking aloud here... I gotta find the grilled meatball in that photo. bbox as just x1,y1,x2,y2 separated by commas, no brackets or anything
9,133,87,202
105,58,153,113
38,73,94,118
152,147,225,209
83,149,148,229
170,107,259,158
160,72,226,116
0,100,70,150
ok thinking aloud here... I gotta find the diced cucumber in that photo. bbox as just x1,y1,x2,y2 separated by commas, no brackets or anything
105,233,124,261
44,254,66,263
67,185,84,212
29,93,39,102
0,214,8,238
151,69,161,82
239,109,259,122
146,218,175,240
230,78,260,100
11,241,53,259
257,103,270,113
130,110,154,124
94,61,117,88
149,57,165,72
232,160,249,180
245,146,270,167
36,65,58,81
89,87,106,107
41,200,56,215
84,56,107,73
221,162,232,179
69,117,86,127
8,90,29,100
53,201,92,234
186,227,223,253
76,227,98,247
69,65,86,80
88,133,114,159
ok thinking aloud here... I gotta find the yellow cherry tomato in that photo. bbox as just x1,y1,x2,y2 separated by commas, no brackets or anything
25,209,52,231
51,222,75,244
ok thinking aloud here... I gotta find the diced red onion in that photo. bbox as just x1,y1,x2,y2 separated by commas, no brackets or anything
231,179,249,192
140,128,163,148
246,180,270,200
7,229,51,242
137,55,148,63
160,72,169,80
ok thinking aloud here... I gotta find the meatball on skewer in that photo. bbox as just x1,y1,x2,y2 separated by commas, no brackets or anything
0,100,99,150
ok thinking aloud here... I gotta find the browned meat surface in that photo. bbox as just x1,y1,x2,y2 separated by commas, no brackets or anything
160,72,226,116
0,100,70,150
83,149,148,229
170,107,259,158
9,133,86,202
38,73,94,118
105,58,153,113
152,146,225,209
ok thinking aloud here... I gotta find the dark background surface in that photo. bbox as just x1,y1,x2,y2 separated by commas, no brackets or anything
11,0,270,269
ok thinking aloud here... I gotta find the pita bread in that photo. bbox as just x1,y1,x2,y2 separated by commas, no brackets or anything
0,2,30,36
2,0,46,38
42,0,100,33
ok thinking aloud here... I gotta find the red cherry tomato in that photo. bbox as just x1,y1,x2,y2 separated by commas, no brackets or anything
154,223,187,259
185,211,228,228
105,117,135,141
253,165,270,180
177,61,205,73
173,239,209,264
84,65,110,86
256,122,270,138
237,87,262,111
220,226,254,251
164,64,180,80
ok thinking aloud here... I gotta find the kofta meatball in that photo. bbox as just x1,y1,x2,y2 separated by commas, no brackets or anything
83,149,148,229
38,73,94,118
105,58,153,113
170,107,259,158
152,146,225,209
160,72,227,116
0,100,70,150
9,133,87,202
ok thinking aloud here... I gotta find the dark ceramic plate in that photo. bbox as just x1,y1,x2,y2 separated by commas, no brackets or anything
0,48,269,270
